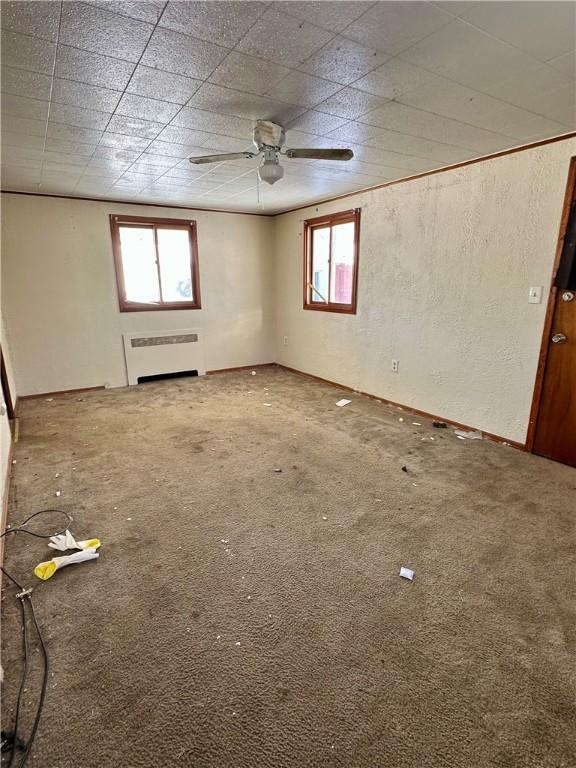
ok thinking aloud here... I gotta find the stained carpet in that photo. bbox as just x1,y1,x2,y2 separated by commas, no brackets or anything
1,368,575,767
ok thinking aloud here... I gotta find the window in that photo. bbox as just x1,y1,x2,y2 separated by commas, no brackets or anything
110,215,201,312
303,208,360,314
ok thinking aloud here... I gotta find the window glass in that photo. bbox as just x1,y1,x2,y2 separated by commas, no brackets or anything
311,227,330,303
329,221,355,304
157,229,193,302
119,226,159,304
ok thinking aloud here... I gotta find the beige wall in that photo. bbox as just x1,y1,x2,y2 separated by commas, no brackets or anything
274,138,576,444
1,195,275,395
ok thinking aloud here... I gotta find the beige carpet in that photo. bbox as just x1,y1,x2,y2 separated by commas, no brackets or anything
1,368,575,767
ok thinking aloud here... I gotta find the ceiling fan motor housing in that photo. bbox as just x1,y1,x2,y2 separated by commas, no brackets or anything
254,120,285,151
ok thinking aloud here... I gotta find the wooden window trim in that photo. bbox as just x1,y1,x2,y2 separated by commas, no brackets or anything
110,214,201,312
303,208,360,314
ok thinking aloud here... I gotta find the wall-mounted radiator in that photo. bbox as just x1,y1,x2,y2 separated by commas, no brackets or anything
122,330,206,385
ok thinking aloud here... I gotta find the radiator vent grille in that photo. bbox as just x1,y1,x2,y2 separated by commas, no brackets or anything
131,333,198,348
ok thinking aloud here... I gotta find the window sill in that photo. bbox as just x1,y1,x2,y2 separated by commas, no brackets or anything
119,302,201,312
303,303,357,315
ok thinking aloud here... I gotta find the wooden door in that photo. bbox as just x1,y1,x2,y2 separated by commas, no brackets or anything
531,160,576,467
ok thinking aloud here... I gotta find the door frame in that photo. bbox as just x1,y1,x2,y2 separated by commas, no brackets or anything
526,155,576,452
0,346,15,422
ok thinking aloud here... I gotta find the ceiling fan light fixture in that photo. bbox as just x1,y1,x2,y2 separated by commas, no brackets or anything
258,157,284,185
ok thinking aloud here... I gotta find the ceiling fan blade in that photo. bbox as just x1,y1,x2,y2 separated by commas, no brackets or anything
284,148,354,161
189,151,256,165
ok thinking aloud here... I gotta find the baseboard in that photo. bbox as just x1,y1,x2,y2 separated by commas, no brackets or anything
18,385,105,404
277,363,526,451
206,363,276,375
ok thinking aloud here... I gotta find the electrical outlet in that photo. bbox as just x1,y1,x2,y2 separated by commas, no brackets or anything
391,359,399,373
283,336,288,346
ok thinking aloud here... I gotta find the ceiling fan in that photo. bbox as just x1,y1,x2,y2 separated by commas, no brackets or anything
188,119,354,185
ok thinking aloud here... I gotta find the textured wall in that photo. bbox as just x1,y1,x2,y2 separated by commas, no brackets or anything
274,138,576,444
1,195,275,395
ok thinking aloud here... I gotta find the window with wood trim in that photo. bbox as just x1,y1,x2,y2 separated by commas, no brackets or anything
110,215,201,312
303,209,360,314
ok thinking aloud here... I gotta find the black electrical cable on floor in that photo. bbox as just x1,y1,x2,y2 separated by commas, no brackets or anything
1,508,73,767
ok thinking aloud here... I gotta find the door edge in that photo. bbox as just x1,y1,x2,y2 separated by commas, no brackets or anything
526,155,576,453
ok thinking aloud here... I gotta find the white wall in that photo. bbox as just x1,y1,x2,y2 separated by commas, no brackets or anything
1,195,275,395
274,138,576,444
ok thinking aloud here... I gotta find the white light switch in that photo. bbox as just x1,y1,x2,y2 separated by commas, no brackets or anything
528,286,543,304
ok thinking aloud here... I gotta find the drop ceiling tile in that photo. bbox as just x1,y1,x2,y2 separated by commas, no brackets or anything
132,153,179,169
172,107,254,140
299,36,390,85
398,79,504,124
288,111,349,135
89,1,165,24
355,58,440,99
345,2,453,55
209,51,290,97
2,156,44,171
145,139,202,158
236,7,334,67
186,82,305,125
115,93,181,123
324,120,387,143
60,2,154,62
2,94,49,121
456,1,575,63
487,108,569,140
1,1,61,42
119,170,161,183
270,71,342,108
55,45,135,90
271,1,374,33
195,133,255,155
1,30,56,74
400,76,573,136
43,158,90,174
362,101,512,153
81,167,124,180
99,132,152,152
75,181,114,194
126,65,202,105
52,78,122,113
50,103,112,130
107,114,164,139
45,138,98,155
165,165,212,180
399,19,539,91
86,157,132,172
157,124,214,146
1,67,52,100
315,87,388,120
2,115,46,137
484,63,574,117
141,27,229,79
93,146,142,163
525,84,575,128
130,163,173,178
548,50,576,78
361,130,472,163
160,1,267,47
2,168,41,184
47,123,104,144
352,145,434,171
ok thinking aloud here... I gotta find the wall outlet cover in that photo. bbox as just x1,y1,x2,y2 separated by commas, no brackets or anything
528,286,543,304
